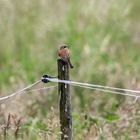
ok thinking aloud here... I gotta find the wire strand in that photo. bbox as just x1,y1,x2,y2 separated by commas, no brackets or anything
47,78,140,94
71,84,140,98
0,85,58,105
1,76,140,105
28,85,58,92
0,80,41,104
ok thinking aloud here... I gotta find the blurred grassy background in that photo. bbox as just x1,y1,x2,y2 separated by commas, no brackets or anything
0,0,140,139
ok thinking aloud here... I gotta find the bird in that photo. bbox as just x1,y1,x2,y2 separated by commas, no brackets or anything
58,45,74,69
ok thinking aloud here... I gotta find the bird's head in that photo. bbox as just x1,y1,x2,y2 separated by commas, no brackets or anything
60,45,69,50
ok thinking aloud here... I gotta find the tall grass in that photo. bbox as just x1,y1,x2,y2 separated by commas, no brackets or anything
0,0,140,139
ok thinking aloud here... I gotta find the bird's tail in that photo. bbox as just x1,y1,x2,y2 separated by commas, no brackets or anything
68,58,74,69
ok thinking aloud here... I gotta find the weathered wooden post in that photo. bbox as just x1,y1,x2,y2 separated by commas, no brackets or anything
58,59,72,140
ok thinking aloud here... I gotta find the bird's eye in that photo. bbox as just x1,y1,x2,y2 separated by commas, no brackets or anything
64,45,69,48
62,46,66,49
60,45,69,49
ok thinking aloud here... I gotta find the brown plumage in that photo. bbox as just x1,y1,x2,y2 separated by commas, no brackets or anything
58,45,74,69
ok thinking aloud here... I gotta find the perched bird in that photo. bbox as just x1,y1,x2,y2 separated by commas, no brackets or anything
58,45,74,69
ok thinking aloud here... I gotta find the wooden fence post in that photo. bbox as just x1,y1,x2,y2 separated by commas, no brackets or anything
58,59,72,140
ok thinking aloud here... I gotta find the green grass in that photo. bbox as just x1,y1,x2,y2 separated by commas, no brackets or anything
0,0,140,139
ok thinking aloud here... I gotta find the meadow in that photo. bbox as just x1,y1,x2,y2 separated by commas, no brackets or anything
0,0,140,139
